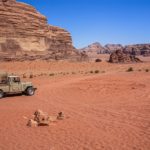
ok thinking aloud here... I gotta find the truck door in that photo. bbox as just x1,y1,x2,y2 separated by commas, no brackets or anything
10,77,22,92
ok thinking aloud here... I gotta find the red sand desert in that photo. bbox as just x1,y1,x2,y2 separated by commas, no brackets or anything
0,59,150,150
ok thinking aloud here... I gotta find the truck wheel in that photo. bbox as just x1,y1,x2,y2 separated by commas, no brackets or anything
26,87,35,96
0,90,4,99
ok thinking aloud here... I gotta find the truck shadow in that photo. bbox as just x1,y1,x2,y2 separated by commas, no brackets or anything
4,93,25,98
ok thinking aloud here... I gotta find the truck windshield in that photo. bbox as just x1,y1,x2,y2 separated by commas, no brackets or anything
13,77,20,83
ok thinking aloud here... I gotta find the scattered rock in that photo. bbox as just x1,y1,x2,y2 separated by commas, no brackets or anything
49,116,57,122
27,119,38,127
57,112,65,120
34,110,50,126
27,110,65,127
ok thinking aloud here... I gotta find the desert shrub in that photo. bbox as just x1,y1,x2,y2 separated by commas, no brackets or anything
23,74,27,78
49,73,55,76
145,69,149,72
29,74,33,78
127,67,133,72
72,72,76,75
95,59,102,62
95,70,99,74
90,70,93,74
138,69,142,72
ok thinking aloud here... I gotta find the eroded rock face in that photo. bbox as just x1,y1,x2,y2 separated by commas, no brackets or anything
109,50,142,63
0,0,76,56
124,44,150,56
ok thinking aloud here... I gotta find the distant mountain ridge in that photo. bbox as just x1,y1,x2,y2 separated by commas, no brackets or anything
80,42,150,56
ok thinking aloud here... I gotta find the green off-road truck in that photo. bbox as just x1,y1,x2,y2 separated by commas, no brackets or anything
0,73,37,98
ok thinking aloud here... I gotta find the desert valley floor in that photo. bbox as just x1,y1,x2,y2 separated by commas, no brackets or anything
0,57,150,150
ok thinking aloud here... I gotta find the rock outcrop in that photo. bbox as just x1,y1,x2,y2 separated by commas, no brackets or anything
0,0,78,59
124,44,150,56
109,50,142,63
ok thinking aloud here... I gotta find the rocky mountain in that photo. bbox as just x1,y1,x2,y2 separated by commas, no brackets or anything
104,44,123,53
0,0,79,60
124,44,150,56
80,42,105,55
80,42,104,54
80,43,124,54
80,42,150,56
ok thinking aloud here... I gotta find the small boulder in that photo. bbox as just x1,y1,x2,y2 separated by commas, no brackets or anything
49,116,57,122
27,119,38,127
57,112,64,120
34,110,50,126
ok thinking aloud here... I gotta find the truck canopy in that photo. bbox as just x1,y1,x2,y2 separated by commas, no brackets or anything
0,72,8,83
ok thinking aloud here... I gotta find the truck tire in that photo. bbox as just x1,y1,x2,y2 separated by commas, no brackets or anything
26,87,35,96
0,90,4,99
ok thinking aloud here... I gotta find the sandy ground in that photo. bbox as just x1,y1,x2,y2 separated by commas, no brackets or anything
0,59,150,150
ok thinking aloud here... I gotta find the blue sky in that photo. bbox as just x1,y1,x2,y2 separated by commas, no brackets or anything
18,0,150,48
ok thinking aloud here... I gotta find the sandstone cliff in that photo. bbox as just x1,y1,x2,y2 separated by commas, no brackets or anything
124,44,150,56
0,0,77,58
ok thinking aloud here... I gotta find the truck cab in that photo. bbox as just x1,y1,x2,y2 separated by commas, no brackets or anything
0,75,37,98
